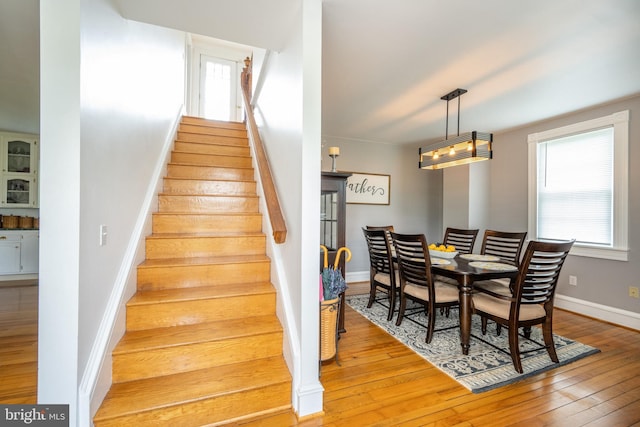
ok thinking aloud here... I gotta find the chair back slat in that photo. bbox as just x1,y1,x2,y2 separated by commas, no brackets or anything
481,230,527,263
515,240,574,305
390,233,432,288
362,228,393,276
443,227,479,254
366,225,394,250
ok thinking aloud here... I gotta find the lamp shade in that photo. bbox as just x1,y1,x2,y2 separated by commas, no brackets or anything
419,131,492,170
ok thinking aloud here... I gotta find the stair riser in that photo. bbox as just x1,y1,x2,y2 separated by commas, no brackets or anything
176,132,248,145
171,152,252,168
174,141,249,156
162,178,256,196
137,261,270,291
145,235,265,259
152,213,262,234
112,332,283,382
93,382,291,427
126,293,276,330
180,117,246,130
167,164,253,181
158,195,259,213
179,123,247,138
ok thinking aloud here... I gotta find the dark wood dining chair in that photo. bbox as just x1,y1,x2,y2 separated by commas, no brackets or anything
366,225,395,252
443,227,479,254
362,228,398,321
480,230,528,263
391,232,459,343
471,239,575,373
475,230,528,333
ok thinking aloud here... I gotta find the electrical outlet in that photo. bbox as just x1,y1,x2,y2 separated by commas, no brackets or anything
569,275,577,286
629,286,639,299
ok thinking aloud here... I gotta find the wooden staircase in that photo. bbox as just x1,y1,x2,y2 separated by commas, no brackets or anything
94,116,291,426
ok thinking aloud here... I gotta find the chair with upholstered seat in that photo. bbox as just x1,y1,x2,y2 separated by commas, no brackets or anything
474,230,528,298
391,232,459,343
480,230,528,263
474,230,528,334
443,227,479,254
362,227,398,321
471,239,574,373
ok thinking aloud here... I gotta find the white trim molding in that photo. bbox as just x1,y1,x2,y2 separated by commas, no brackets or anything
346,270,369,284
555,294,640,331
527,110,629,261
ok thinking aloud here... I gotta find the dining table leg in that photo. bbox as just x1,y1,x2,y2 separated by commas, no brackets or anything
458,278,473,355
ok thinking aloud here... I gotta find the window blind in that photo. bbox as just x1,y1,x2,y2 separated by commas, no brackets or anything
536,127,613,246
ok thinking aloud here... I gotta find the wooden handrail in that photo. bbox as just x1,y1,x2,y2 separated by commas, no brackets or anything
241,57,287,244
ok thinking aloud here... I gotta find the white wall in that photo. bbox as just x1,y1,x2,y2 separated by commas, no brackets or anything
39,2,81,425
252,0,324,416
39,0,186,424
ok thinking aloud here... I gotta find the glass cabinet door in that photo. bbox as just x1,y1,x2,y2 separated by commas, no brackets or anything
3,138,37,174
320,191,339,250
2,175,37,207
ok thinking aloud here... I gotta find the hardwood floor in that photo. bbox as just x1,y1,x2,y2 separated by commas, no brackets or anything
239,282,640,427
1,281,639,426
0,283,37,403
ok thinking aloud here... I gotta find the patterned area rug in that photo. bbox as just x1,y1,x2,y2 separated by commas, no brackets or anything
346,294,600,393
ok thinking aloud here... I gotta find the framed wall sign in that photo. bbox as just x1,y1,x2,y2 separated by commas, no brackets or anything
345,172,390,205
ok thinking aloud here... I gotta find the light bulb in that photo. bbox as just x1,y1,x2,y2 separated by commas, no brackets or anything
467,142,473,151
433,151,439,160
449,146,455,156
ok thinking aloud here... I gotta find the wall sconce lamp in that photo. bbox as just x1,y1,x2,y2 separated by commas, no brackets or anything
419,88,493,170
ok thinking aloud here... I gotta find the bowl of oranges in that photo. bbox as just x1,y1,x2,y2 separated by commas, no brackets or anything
428,243,458,259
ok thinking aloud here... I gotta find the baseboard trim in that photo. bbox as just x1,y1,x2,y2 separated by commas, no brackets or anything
294,382,324,418
554,294,640,331
346,270,369,283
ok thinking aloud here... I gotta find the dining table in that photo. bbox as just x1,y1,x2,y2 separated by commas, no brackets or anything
430,253,520,355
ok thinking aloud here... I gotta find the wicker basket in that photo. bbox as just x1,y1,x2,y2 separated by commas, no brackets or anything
33,218,39,229
19,216,34,229
2,215,19,229
320,298,340,361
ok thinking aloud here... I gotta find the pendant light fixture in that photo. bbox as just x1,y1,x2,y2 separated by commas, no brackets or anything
419,88,493,170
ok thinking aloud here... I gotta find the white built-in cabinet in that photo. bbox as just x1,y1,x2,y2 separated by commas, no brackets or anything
0,230,39,274
1,132,39,208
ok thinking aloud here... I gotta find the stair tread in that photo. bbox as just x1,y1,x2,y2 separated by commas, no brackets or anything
175,136,249,146
167,162,253,169
139,254,269,268
181,116,246,129
114,315,282,354
128,282,275,305
172,150,251,158
157,193,259,198
94,356,290,421
146,231,265,239
163,176,255,184
152,211,261,217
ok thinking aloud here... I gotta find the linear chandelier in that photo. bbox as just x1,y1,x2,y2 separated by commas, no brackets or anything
419,88,493,170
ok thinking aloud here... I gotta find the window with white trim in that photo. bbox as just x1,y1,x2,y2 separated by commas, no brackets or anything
527,110,629,261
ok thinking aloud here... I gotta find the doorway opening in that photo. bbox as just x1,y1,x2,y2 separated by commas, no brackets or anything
198,55,239,121
188,36,250,122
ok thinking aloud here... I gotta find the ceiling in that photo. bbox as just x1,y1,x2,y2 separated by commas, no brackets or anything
3,0,640,145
